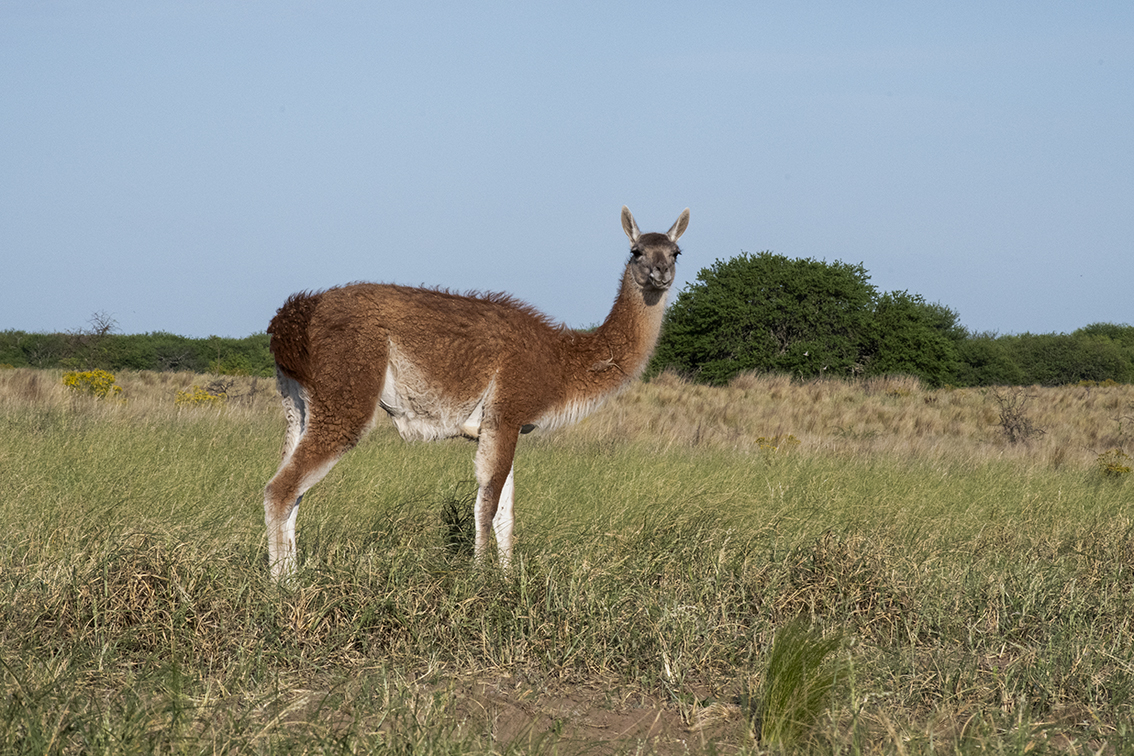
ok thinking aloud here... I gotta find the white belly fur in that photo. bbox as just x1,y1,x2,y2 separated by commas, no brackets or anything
375,348,491,442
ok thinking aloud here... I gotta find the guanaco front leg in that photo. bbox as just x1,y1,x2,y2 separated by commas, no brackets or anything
473,429,518,568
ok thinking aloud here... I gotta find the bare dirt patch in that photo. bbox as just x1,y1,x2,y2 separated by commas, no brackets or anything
450,676,749,754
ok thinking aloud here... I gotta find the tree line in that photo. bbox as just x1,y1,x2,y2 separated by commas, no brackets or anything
3,254,1131,387
0,325,275,376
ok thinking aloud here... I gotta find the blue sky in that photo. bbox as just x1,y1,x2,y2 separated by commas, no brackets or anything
3,2,1131,338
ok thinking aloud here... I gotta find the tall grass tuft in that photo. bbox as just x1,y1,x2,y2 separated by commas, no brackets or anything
758,619,845,748
439,486,477,558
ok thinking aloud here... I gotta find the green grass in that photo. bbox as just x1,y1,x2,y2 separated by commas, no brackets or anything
759,619,845,749
2,369,1133,753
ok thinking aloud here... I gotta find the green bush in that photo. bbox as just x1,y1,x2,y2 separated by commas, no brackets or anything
1074,322,1134,346
650,253,966,387
0,330,71,368
649,252,878,384
998,333,1132,386
954,333,1025,387
865,291,963,387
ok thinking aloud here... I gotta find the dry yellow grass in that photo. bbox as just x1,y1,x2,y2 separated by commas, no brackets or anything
5,366,1130,473
0,367,278,418
556,370,1133,470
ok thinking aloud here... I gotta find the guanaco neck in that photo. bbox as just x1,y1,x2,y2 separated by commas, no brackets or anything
583,266,668,382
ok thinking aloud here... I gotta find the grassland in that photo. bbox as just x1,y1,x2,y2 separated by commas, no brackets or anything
1,367,1132,754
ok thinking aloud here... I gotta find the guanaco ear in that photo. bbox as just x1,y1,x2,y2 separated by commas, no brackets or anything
621,206,641,244
667,208,690,242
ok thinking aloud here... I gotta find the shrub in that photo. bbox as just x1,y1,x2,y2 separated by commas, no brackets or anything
1096,449,1132,478
992,389,1044,444
999,332,1132,386
865,291,963,387
650,252,877,384
756,434,800,452
0,330,71,368
955,334,1024,387
1074,322,1134,346
650,253,969,387
62,369,123,399
174,385,227,408
204,334,275,378
209,354,255,376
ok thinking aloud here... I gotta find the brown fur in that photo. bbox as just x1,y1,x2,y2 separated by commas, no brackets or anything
262,206,689,578
269,291,320,384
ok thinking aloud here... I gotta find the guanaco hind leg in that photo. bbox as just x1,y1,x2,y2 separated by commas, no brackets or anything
264,374,371,580
264,372,305,578
264,448,344,580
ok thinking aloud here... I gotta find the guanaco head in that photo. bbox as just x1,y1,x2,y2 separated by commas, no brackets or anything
621,206,689,293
